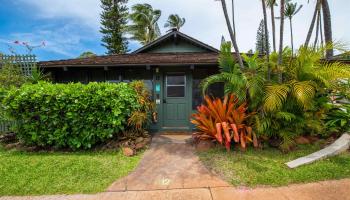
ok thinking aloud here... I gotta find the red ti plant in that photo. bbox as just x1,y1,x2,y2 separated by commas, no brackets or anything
191,94,257,151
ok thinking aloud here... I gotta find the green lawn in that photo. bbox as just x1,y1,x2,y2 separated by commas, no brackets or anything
0,146,142,196
198,143,350,187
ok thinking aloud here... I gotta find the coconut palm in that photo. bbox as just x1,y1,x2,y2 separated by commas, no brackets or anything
164,14,186,31
284,1,303,54
266,0,277,52
321,0,333,58
304,0,321,47
217,0,244,69
278,0,285,69
231,0,237,40
128,4,162,45
261,0,271,80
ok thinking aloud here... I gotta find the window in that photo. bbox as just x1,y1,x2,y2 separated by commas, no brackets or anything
192,68,224,109
123,69,154,91
166,74,185,97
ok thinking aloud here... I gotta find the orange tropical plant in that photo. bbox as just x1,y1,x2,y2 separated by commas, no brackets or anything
191,94,258,151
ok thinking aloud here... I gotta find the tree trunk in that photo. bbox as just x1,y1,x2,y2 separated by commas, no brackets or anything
232,0,237,40
271,5,277,52
320,10,324,49
290,18,294,54
313,10,321,49
278,0,285,83
305,0,321,47
262,0,271,80
322,0,333,59
220,0,244,69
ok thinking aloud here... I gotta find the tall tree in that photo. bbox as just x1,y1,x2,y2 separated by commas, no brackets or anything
313,8,321,49
256,20,270,55
231,0,237,40
322,0,333,58
284,1,303,54
304,0,321,47
266,0,277,52
164,14,186,31
100,0,129,54
128,4,162,45
218,0,244,69
261,0,271,80
277,0,285,83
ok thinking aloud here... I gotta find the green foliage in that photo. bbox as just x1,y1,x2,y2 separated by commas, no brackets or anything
128,81,155,133
0,62,28,89
128,3,161,45
29,67,51,84
202,42,350,151
0,86,6,120
256,19,270,54
78,51,97,58
202,42,265,107
325,104,350,134
2,82,140,149
100,0,129,54
164,14,186,31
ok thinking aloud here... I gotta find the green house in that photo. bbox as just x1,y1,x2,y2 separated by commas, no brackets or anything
40,30,224,132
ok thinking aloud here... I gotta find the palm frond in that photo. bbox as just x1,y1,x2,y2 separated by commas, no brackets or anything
290,81,316,109
263,84,290,112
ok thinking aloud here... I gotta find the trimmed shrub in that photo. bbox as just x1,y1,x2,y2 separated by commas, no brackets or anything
2,82,140,149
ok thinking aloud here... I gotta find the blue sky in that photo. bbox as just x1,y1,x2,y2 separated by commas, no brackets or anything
0,0,349,61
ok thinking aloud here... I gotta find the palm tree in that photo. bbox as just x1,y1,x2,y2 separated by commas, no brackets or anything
321,0,333,59
231,0,237,40
304,0,321,47
266,0,277,52
164,14,186,31
278,0,285,68
128,4,162,45
201,42,265,107
218,0,244,69
284,1,303,54
261,0,271,80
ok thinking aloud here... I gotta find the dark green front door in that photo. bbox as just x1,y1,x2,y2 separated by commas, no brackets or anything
163,72,190,130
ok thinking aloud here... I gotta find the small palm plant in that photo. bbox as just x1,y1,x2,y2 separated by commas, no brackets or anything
164,14,186,31
201,42,265,108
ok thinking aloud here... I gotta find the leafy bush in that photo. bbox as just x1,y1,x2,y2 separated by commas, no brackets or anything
0,86,6,121
2,82,140,149
202,42,350,151
325,104,350,134
0,62,28,89
127,81,155,134
191,95,257,151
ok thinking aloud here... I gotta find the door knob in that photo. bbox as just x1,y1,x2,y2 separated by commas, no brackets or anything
163,99,167,103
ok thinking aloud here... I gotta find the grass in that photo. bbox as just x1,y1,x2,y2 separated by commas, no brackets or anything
0,146,143,196
198,143,350,187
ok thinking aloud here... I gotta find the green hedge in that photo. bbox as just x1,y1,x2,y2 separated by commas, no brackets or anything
2,82,140,149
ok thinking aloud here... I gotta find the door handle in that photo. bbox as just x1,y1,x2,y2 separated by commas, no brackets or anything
163,99,167,103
